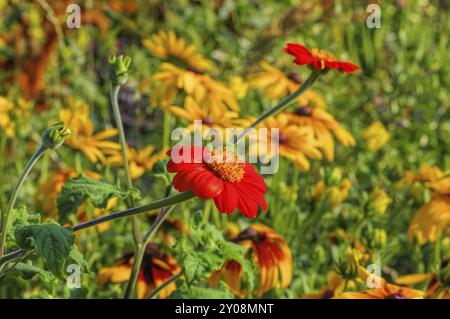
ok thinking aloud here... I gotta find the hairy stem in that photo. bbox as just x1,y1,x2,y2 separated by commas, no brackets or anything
110,84,142,246
0,145,47,258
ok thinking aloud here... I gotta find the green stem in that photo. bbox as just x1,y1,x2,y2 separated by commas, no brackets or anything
73,191,195,232
0,191,196,267
236,70,320,142
0,145,47,258
123,206,175,299
110,84,141,245
148,270,184,299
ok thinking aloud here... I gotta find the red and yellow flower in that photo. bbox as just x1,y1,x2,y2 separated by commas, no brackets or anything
210,224,292,297
166,146,267,218
98,243,180,299
284,43,360,73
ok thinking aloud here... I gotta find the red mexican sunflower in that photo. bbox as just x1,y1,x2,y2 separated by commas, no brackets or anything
166,146,267,218
284,43,360,73
98,243,180,299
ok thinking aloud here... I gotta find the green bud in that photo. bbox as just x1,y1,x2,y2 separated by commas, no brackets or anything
109,54,132,85
41,121,71,149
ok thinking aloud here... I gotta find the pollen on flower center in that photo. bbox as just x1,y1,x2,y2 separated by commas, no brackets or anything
206,152,245,183
311,48,336,61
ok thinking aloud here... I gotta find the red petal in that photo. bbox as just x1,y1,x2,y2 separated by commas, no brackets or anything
213,183,239,214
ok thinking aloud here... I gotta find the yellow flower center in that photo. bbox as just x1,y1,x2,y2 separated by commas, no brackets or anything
206,152,245,183
311,48,336,70
311,48,336,61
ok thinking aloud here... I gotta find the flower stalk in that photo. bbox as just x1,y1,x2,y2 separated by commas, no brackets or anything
0,122,71,259
108,55,142,245
236,70,320,142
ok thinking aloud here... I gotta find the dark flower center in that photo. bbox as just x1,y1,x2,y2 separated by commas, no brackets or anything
295,106,312,116
385,293,407,299
187,66,205,75
202,117,214,125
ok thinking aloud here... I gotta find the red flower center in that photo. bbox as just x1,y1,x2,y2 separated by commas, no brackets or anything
206,152,245,183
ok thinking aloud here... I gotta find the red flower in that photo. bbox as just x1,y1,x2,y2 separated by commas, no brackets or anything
166,146,267,218
284,43,360,73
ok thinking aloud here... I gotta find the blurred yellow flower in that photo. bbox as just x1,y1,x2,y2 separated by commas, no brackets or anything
143,63,239,112
228,76,248,100
368,186,392,214
105,145,167,179
408,177,450,244
329,179,352,209
338,267,424,299
287,108,355,161
59,102,121,163
302,272,345,299
248,61,326,109
142,31,238,112
169,96,241,135
311,178,352,209
143,31,213,72
363,121,390,151
396,163,444,189
255,113,322,171
0,96,15,137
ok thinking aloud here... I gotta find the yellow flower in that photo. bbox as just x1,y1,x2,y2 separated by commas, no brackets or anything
363,121,390,151
311,178,352,209
0,96,15,137
336,267,424,299
329,179,352,209
248,61,326,109
169,96,241,135
408,177,450,244
141,32,238,112
105,145,167,179
228,76,248,100
143,31,213,72
302,272,345,299
143,63,239,112
254,113,322,171
59,101,121,163
397,164,444,188
286,108,355,161
98,244,180,299
368,186,392,214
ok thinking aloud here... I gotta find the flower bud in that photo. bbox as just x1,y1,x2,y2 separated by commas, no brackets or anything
41,121,71,149
109,54,132,86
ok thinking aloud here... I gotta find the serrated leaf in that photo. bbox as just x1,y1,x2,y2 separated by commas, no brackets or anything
56,173,140,223
15,221,74,277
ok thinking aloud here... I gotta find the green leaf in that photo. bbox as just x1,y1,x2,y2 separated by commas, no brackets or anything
171,282,234,299
15,221,74,277
0,206,41,246
69,245,90,273
56,173,140,223
15,261,57,288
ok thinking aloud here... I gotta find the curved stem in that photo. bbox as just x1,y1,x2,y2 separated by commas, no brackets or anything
73,191,194,232
0,191,196,267
236,70,320,142
110,84,141,245
148,270,184,299
0,145,47,258
123,206,175,299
